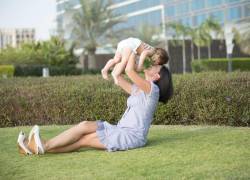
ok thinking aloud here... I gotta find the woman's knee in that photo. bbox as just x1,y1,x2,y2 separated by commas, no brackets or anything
77,121,97,133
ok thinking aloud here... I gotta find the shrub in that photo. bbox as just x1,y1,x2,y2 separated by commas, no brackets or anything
0,37,78,66
191,58,250,72
0,65,14,78
0,72,249,127
14,65,82,76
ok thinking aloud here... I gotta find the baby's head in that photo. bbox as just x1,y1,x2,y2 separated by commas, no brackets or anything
151,48,169,65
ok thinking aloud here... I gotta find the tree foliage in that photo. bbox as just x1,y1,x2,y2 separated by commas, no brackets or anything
0,37,77,66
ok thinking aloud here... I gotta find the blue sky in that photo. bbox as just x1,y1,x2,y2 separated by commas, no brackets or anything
0,0,56,41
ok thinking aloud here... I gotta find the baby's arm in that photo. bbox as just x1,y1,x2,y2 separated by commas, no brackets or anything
136,49,155,71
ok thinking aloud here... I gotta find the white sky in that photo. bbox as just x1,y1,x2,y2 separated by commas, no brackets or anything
0,0,56,41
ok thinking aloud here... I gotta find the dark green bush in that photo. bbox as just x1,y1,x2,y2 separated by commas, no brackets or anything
14,65,82,76
0,72,249,127
0,65,14,78
192,58,250,72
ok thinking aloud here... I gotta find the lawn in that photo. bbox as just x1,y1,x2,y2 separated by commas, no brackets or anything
0,125,249,179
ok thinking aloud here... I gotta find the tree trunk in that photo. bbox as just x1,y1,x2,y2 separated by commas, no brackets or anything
208,44,211,59
191,41,194,61
87,49,96,70
182,39,186,74
198,46,201,60
80,52,88,70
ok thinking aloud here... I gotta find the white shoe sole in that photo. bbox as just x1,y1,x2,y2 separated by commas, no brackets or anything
28,125,45,154
17,131,33,155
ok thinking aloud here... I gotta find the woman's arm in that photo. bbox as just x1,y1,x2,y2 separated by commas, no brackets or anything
136,49,155,71
116,75,133,94
125,53,151,94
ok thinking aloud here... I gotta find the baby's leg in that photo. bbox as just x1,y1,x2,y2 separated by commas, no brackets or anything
101,52,121,80
112,48,132,84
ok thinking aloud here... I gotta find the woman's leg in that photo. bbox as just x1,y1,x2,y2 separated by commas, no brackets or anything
45,132,106,153
111,48,132,84
101,52,121,80
43,121,98,151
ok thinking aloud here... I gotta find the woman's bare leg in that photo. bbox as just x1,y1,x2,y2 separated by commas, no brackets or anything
43,121,98,151
101,52,121,80
111,48,132,84
45,132,106,153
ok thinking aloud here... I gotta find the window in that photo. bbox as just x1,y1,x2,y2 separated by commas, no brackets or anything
227,7,242,20
176,2,189,15
225,0,239,3
179,17,191,26
207,0,222,7
209,11,224,24
193,14,207,26
166,6,175,17
191,0,205,10
244,4,250,17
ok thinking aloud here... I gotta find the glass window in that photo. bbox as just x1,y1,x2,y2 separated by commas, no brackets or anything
225,0,239,3
57,3,65,12
244,4,250,17
176,2,189,15
191,0,205,10
166,6,175,17
193,14,207,26
207,0,222,7
179,17,191,26
209,11,224,24
227,7,242,20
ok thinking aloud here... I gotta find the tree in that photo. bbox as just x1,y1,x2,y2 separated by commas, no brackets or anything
67,0,124,70
135,23,163,46
167,22,189,73
235,19,250,55
0,37,77,66
200,18,222,59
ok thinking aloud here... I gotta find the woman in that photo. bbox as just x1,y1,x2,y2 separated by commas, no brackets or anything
17,50,173,155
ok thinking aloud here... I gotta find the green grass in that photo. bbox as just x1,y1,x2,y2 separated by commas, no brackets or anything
0,125,249,179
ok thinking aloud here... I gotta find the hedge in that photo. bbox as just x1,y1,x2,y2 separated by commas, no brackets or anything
191,58,250,72
0,72,249,127
13,65,83,76
0,65,14,78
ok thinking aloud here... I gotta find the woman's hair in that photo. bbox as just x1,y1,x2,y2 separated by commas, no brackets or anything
154,66,173,103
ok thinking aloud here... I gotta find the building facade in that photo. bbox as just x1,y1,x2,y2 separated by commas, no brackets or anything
56,0,250,38
0,28,35,49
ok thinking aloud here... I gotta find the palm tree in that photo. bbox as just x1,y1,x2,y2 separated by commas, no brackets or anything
135,24,163,47
66,0,124,70
201,18,222,59
167,22,189,73
235,18,250,55
192,24,211,60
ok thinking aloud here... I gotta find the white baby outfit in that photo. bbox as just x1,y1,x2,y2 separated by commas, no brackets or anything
116,37,153,54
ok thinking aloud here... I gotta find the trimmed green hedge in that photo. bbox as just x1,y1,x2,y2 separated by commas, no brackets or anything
191,58,250,72
0,72,249,127
14,65,82,76
0,65,14,78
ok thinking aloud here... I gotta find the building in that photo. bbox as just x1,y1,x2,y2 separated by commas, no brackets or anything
0,28,35,49
56,0,250,38
56,0,250,72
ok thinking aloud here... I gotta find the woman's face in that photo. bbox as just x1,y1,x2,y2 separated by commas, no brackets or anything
144,65,161,81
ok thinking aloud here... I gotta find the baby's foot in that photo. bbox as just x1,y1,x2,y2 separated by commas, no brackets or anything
111,71,118,85
101,69,109,80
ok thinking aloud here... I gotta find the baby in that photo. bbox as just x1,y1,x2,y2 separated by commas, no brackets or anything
101,37,168,84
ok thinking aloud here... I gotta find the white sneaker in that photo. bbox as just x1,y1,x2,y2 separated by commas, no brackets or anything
28,125,45,154
17,131,33,155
